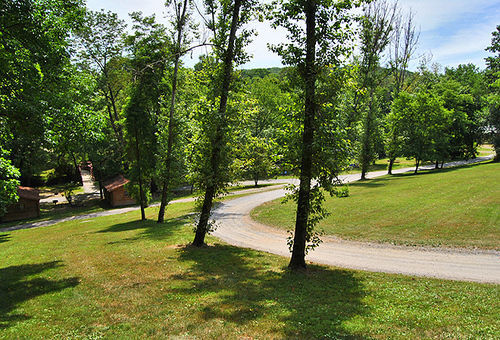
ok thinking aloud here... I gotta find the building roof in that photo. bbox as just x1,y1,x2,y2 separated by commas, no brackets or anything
104,175,130,192
18,186,40,201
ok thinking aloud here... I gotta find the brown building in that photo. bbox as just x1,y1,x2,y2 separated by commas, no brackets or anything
2,186,40,222
103,175,135,207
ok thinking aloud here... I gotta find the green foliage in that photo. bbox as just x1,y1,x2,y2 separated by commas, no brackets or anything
124,182,152,206
62,182,79,207
390,90,450,171
0,149,20,216
235,135,280,185
0,0,86,184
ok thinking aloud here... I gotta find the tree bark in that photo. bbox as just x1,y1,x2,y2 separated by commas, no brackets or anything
134,126,146,220
388,157,395,175
289,0,316,270
71,152,82,185
414,159,420,174
192,0,242,247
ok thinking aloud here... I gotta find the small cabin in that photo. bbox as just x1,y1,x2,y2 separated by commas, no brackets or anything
1,186,40,222
103,175,135,207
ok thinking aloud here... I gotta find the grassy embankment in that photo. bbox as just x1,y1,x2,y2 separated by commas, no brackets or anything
253,161,500,249
0,198,498,338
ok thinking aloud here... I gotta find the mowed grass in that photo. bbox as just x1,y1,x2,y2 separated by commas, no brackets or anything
253,162,500,249
0,202,499,338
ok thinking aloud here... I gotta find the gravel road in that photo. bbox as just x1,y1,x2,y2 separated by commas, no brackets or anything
212,156,500,284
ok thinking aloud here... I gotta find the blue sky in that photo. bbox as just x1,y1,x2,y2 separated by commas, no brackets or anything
87,0,499,71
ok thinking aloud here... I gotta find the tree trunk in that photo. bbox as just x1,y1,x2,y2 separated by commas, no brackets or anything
435,160,439,169
192,185,215,246
289,0,316,270
360,88,375,180
192,0,242,247
414,159,420,174
135,126,146,220
158,3,186,223
388,157,395,175
98,180,103,199
71,152,81,185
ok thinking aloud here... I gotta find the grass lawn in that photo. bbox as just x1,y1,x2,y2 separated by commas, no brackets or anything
0,202,498,339
252,162,500,249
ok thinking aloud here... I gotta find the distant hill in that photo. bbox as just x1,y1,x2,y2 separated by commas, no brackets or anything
240,67,283,78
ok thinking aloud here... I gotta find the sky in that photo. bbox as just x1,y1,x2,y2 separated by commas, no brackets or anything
86,0,500,71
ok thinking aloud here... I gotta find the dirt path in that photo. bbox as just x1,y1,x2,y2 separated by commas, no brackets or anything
81,169,100,195
212,155,500,284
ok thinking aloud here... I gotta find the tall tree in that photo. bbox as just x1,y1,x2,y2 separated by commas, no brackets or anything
74,9,128,149
386,7,419,174
124,13,169,220
157,0,197,223
268,0,365,269
235,75,286,186
356,0,398,180
192,0,255,246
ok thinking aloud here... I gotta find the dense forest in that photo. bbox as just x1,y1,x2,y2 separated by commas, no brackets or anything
1,0,499,268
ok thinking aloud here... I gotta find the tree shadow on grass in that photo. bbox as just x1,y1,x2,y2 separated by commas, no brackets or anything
173,244,368,338
98,214,193,243
0,261,79,329
351,180,386,188
0,234,10,244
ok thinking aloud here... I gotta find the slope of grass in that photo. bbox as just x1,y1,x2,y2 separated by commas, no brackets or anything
0,202,499,338
252,162,500,249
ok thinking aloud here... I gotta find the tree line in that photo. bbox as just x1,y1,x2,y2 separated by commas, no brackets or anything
1,0,499,269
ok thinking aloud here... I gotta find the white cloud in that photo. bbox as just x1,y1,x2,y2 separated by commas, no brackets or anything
401,0,499,32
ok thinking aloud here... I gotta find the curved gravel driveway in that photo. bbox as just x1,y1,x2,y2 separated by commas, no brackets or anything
213,156,500,284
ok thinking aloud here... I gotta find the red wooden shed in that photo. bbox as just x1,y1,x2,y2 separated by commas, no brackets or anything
1,186,40,222
103,175,135,207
